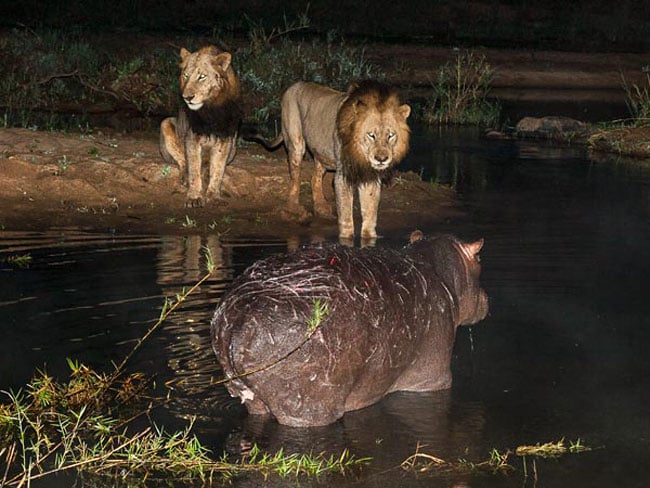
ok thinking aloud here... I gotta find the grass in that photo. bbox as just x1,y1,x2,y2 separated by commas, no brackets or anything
423,50,500,127
515,438,591,458
401,442,514,476
622,71,650,127
4,254,33,268
306,299,329,333
181,215,197,228
0,368,368,486
402,437,594,481
0,247,367,486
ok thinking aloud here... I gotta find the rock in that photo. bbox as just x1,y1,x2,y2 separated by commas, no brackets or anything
515,116,589,138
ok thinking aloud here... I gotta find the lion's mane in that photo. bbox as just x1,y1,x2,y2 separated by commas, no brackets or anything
336,80,410,184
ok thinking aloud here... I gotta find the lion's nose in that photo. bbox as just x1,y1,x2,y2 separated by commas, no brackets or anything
184,94,194,102
375,154,388,163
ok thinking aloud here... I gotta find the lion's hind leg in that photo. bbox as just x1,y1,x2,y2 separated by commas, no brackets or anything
281,133,311,223
160,117,186,180
311,159,335,220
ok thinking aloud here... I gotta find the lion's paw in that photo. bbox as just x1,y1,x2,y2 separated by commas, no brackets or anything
185,196,204,208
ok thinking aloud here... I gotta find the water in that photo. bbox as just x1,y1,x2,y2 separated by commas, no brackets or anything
2,128,650,487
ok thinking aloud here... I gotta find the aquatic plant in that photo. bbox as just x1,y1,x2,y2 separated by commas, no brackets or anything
402,437,593,481
515,437,591,458
0,247,367,486
401,441,514,476
423,50,500,127
0,366,368,486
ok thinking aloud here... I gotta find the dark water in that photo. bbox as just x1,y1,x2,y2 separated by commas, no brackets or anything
2,127,650,487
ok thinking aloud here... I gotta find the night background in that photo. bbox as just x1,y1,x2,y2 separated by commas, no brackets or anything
2,0,650,51
2,1,650,487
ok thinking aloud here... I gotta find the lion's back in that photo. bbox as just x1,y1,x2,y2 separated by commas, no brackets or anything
281,82,346,166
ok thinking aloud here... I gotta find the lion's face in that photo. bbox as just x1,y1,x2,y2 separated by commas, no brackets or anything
356,105,411,171
179,46,237,111
337,81,411,180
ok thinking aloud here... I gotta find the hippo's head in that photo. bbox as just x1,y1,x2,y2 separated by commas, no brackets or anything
408,232,489,326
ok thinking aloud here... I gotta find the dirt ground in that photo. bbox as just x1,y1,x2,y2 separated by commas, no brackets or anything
0,127,459,238
1,45,648,237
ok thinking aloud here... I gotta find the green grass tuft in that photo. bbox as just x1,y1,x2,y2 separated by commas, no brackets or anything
422,50,500,127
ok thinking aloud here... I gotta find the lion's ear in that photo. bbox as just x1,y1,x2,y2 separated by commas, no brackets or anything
180,48,191,61
399,104,411,120
213,52,232,72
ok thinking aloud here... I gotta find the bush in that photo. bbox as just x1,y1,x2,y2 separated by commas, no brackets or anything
423,51,500,127
622,71,650,126
0,22,385,132
236,31,385,129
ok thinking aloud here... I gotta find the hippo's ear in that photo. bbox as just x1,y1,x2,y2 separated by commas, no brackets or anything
462,239,484,260
409,230,424,244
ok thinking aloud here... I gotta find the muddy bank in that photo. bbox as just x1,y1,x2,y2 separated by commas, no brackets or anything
0,128,459,237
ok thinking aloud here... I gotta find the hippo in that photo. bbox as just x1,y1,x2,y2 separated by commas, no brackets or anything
210,232,488,427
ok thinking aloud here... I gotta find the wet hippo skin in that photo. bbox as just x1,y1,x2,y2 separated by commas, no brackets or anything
211,232,488,427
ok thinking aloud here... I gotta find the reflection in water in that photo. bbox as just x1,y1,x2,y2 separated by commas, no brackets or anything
3,127,650,487
238,390,485,471
153,235,291,437
155,235,237,424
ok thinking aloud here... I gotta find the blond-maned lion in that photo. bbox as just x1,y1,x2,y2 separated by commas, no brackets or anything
160,45,242,207
254,80,410,241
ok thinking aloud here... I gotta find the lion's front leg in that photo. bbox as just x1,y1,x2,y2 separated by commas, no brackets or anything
358,180,381,240
159,117,186,179
334,172,355,241
205,137,236,202
185,136,204,207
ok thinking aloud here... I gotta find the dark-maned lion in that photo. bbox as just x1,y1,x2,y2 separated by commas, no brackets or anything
160,45,242,207
253,80,410,242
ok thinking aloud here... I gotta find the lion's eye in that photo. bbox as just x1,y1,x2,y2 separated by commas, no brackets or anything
387,131,396,141
367,132,376,141
198,74,207,81
183,72,189,80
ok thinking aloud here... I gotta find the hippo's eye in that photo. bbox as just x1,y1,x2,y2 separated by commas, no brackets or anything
367,132,376,141
198,73,207,81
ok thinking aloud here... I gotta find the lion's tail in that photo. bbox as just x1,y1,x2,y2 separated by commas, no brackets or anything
240,124,284,151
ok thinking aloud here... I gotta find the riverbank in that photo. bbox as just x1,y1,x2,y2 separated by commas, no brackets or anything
1,40,648,235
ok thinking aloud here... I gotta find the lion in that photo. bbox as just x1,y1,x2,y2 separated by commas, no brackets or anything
251,80,410,241
160,45,242,207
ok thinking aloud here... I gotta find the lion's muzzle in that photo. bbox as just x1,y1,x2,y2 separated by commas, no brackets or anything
370,152,392,171
183,94,203,111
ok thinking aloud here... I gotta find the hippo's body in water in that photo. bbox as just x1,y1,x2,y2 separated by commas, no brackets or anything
211,233,488,427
